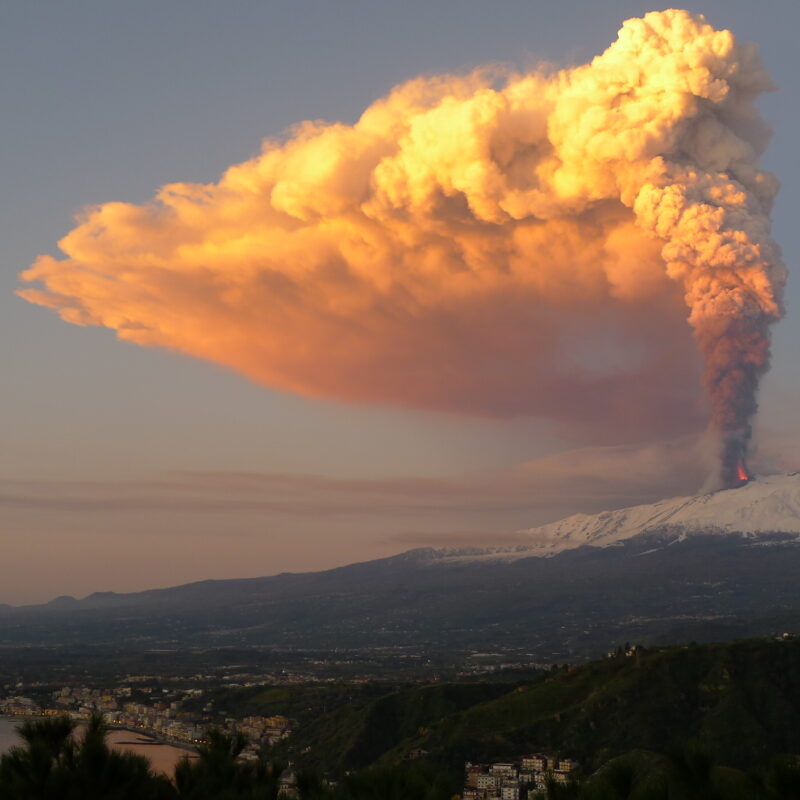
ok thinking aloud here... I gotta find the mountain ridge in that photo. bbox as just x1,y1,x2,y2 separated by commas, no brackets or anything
428,472,800,564
3,474,800,660
12,473,799,609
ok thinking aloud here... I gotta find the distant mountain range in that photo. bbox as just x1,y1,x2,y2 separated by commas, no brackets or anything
4,474,800,660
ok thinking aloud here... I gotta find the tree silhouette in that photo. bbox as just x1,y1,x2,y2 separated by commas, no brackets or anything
174,727,283,799
0,712,172,800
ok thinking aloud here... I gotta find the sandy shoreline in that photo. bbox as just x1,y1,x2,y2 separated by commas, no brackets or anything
0,716,197,757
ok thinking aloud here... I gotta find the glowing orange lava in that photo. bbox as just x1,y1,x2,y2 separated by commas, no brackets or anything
736,460,750,483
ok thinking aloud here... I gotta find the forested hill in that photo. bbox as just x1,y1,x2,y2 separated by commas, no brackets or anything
271,637,800,773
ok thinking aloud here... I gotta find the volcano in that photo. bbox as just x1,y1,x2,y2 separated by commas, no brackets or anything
435,473,800,564
4,474,800,660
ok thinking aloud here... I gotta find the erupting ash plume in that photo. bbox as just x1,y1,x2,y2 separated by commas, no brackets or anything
19,10,786,486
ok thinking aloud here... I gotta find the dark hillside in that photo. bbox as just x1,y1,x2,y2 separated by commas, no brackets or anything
282,637,800,774
269,682,520,770
407,637,800,771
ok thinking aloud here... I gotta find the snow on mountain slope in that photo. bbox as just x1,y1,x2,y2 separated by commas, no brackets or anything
434,473,800,563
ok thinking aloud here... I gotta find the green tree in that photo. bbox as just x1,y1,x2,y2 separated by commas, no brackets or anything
751,755,800,800
326,761,456,800
0,712,172,800
65,713,173,799
174,728,282,799
0,715,76,798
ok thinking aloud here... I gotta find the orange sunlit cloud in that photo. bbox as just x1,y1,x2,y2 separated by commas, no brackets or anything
20,10,784,452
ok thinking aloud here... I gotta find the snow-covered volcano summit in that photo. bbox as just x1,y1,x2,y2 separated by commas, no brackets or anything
525,472,800,553
436,473,800,563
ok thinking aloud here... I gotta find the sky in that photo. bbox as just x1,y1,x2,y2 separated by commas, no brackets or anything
1,0,798,604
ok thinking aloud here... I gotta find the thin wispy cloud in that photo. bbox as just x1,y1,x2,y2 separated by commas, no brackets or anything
0,436,710,521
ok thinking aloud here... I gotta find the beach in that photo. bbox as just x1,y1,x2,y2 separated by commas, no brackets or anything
0,717,196,775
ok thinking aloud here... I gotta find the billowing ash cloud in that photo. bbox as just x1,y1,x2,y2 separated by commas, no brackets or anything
20,10,785,478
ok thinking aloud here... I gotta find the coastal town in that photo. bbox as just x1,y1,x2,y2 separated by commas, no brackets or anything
1,683,578,798
0,683,293,760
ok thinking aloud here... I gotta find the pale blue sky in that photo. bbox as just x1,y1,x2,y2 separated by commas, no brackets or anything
1,1,798,602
